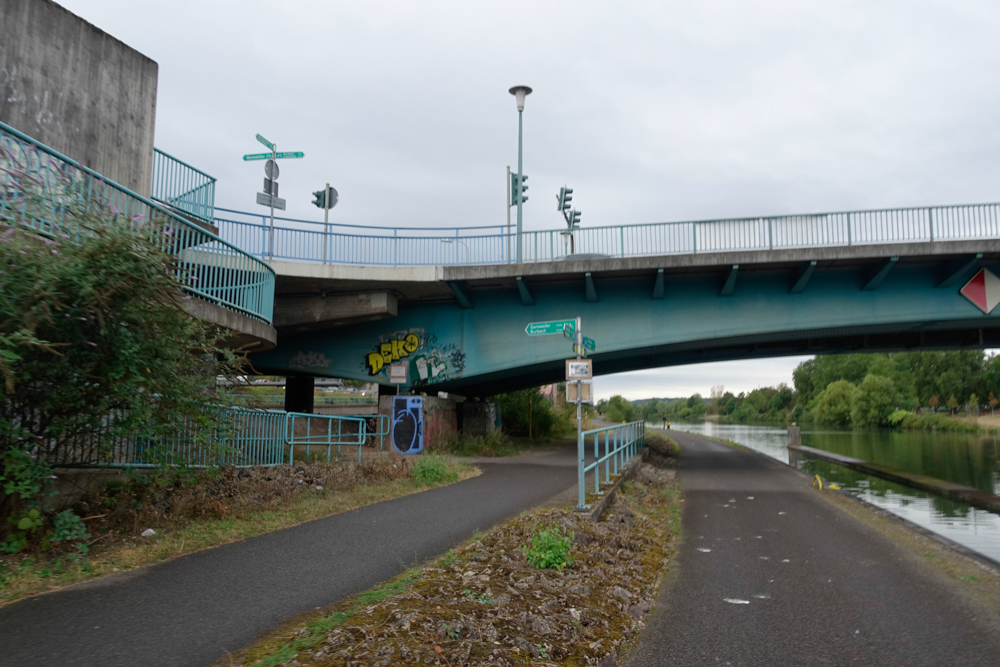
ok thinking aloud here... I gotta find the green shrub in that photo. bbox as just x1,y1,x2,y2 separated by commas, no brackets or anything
411,454,459,486
521,525,573,571
491,389,557,438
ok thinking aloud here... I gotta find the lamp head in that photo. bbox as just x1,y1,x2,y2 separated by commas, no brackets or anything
508,85,533,112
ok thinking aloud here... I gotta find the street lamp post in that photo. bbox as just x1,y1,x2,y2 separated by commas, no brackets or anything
509,85,532,264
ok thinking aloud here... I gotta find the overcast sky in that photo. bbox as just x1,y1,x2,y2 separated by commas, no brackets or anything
61,0,1000,399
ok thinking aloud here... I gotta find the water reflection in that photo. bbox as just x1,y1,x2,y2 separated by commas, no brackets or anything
658,420,1000,563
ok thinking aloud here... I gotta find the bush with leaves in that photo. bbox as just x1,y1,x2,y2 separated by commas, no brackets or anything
0,158,244,548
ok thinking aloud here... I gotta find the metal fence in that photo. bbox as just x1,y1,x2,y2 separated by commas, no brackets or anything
151,148,216,223
46,407,378,468
579,421,646,509
213,203,1000,267
0,121,274,324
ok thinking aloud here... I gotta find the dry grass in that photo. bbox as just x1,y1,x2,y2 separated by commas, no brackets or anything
0,456,478,606
223,459,681,667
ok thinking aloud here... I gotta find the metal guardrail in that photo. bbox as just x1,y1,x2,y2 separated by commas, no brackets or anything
213,203,1000,267
0,121,275,323
151,148,216,223
286,413,368,463
579,421,645,508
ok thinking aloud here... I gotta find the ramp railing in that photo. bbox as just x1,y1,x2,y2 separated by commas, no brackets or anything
0,121,274,323
151,148,216,223
579,421,646,509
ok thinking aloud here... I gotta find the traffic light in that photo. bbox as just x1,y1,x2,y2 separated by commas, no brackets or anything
511,173,529,205
312,189,326,209
557,186,573,212
568,210,582,227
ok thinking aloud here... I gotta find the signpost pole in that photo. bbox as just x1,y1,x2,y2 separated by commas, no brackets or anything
506,166,511,263
323,182,330,265
576,315,584,509
268,144,276,261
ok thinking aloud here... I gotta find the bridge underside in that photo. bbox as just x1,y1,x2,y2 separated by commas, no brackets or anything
251,242,1000,398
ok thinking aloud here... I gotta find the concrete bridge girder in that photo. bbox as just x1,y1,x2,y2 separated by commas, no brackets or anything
254,240,1000,396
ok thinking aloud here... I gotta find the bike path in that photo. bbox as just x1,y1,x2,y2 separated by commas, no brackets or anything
624,430,1000,667
0,458,577,667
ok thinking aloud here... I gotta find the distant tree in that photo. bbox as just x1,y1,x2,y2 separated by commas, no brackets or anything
596,398,608,415
768,386,794,412
850,375,901,427
990,392,998,415
946,394,959,414
928,395,939,411
812,380,860,425
686,393,703,409
604,395,635,423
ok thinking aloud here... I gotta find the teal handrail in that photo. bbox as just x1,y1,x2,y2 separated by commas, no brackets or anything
151,148,216,223
578,421,645,509
0,120,274,324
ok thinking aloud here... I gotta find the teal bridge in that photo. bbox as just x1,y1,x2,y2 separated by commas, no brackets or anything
222,204,1000,397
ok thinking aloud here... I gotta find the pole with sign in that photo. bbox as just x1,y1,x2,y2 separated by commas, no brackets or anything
245,134,305,260
574,316,584,508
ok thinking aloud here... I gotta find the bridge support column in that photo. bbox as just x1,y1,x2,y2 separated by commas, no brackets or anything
285,375,314,414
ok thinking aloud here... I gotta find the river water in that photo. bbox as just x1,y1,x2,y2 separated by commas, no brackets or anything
659,421,1000,563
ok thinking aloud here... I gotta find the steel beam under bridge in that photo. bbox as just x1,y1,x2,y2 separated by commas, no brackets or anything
250,242,1000,396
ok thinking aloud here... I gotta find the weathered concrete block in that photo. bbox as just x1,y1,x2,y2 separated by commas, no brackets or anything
0,0,158,195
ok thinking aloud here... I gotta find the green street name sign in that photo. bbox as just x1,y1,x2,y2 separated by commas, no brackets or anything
582,336,596,351
526,319,576,336
256,133,274,150
275,151,304,159
243,152,271,161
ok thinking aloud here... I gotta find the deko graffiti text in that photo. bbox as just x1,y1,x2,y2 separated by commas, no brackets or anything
366,333,420,375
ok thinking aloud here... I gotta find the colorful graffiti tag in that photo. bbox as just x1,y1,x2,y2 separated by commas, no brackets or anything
366,333,421,375
362,329,464,385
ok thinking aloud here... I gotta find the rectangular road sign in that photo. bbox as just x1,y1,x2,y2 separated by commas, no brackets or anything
243,152,271,161
275,151,304,159
526,319,576,336
582,336,596,351
256,133,274,150
567,380,593,404
256,192,286,210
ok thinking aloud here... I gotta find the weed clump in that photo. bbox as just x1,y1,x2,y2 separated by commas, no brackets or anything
521,524,574,571
411,454,459,486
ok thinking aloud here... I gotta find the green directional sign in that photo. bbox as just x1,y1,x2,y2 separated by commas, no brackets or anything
275,151,304,159
256,133,274,150
243,152,271,161
526,319,576,336
582,336,596,351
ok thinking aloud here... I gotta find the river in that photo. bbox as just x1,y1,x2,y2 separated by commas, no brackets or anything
659,421,1000,563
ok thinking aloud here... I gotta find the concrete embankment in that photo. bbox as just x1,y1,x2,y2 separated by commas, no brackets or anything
788,444,1000,515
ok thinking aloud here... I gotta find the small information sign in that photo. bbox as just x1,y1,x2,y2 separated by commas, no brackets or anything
566,358,593,380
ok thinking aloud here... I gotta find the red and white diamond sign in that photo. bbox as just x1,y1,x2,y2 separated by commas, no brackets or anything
960,268,1000,314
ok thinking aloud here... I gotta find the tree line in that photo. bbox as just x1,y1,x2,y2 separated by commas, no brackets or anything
597,351,1000,428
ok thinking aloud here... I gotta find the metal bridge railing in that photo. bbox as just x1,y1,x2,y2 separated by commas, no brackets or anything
579,421,645,509
0,121,274,324
151,148,216,223
286,413,368,463
213,203,1000,267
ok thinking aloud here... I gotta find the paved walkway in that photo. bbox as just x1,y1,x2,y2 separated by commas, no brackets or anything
0,456,578,667
624,430,1000,667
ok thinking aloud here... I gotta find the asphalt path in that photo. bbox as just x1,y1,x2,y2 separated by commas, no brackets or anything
624,429,1000,667
0,455,577,667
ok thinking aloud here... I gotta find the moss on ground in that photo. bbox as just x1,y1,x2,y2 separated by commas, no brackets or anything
225,459,681,667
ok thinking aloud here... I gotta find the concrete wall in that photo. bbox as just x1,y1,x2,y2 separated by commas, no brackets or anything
0,0,158,195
